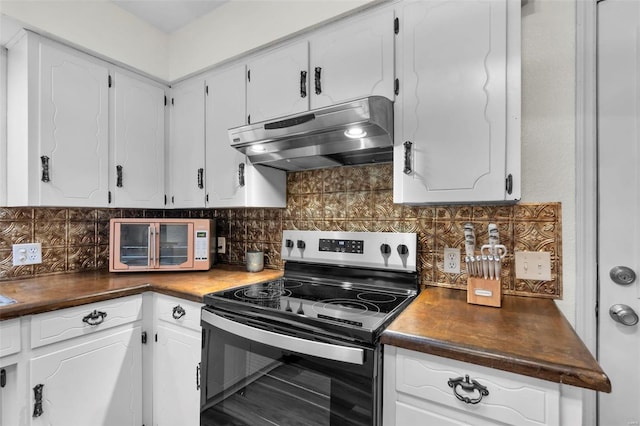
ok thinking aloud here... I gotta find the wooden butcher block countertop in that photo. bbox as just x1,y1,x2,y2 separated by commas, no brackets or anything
1,269,610,393
0,265,283,320
381,287,611,393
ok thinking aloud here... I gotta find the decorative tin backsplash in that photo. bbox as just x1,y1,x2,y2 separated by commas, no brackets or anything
0,164,562,299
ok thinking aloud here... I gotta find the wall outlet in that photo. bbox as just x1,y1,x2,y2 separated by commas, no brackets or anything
12,243,42,266
217,237,226,254
514,251,552,281
444,247,461,274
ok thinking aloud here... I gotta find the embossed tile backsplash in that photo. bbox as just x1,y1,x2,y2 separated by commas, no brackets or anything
0,164,562,299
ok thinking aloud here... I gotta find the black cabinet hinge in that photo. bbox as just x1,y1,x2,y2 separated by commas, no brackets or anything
394,17,399,34
206,194,209,203
394,79,400,96
248,114,251,125
108,75,112,88
155,333,158,342
505,174,513,195
171,98,175,106
108,191,112,204
205,85,209,95
141,331,147,344
247,69,251,82
164,95,167,106
0,369,6,388
164,194,167,205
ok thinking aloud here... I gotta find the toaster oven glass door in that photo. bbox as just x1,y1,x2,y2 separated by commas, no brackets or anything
118,223,152,267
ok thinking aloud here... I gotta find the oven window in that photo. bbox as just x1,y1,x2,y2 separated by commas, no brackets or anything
201,324,378,426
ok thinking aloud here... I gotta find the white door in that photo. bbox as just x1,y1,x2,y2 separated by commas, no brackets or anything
597,1,640,424
154,324,201,426
112,71,166,209
205,65,248,207
169,78,206,208
392,0,518,204
309,5,395,109
29,326,142,426
246,41,309,123
39,41,109,207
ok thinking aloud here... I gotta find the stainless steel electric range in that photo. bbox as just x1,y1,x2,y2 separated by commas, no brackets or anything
200,231,419,426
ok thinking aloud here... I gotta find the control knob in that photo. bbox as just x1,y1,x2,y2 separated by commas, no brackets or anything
285,239,294,248
297,240,306,249
380,243,392,255
397,244,409,255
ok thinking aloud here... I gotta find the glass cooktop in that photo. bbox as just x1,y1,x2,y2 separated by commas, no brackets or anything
204,277,414,338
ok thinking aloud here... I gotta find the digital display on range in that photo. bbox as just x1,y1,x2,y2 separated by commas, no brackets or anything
318,239,364,254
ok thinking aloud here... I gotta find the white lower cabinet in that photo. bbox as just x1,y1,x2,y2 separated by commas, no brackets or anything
0,319,22,426
152,294,203,426
29,325,143,426
26,295,144,426
383,346,561,426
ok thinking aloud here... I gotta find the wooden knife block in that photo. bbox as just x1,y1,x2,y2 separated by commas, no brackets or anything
467,277,502,307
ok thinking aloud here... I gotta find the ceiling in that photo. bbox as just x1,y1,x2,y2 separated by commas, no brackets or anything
109,0,228,33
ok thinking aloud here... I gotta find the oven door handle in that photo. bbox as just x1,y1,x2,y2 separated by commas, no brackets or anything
202,310,364,365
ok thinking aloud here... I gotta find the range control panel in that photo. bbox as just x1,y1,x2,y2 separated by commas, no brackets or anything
282,230,417,271
319,239,364,254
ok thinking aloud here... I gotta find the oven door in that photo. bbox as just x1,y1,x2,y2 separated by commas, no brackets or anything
200,308,380,426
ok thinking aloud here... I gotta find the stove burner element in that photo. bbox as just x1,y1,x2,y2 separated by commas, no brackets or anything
357,292,398,304
235,281,291,301
312,298,380,317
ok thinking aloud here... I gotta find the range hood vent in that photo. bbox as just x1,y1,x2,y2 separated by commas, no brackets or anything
228,96,393,171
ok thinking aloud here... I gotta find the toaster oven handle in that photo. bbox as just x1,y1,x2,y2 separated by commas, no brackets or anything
148,225,157,267
201,310,364,365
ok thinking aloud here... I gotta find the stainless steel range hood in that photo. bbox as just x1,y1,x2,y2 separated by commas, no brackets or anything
228,96,393,171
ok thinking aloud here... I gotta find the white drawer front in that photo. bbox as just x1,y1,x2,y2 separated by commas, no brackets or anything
0,318,21,357
155,294,202,332
31,295,143,348
395,348,560,426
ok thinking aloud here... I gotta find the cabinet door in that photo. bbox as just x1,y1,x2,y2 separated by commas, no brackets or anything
112,71,166,208
393,0,516,204
310,6,395,109
246,41,309,123
205,65,249,207
29,326,142,426
205,66,286,208
154,324,201,426
38,41,109,207
169,78,206,208
0,363,20,426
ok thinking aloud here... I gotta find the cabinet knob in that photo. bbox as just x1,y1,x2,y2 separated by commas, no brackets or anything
33,384,44,417
300,70,307,98
116,165,123,188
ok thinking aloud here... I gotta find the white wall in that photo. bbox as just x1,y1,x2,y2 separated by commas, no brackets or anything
520,0,576,323
0,0,169,80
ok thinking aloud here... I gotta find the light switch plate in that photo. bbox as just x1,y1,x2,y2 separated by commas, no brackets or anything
12,243,42,266
217,237,226,254
514,251,551,281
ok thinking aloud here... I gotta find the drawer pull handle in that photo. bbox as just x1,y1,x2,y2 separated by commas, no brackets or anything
82,310,107,326
448,374,489,404
172,305,186,320
33,384,44,417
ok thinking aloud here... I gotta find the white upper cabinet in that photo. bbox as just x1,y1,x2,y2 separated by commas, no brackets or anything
246,5,395,123
169,78,206,208
246,41,310,124
111,71,166,208
7,32,109,207
205,65,286,208
393,0,521,204
309,5,395,109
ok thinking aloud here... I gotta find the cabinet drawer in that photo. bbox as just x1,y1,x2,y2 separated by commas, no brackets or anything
0,318,21,357
155,294,202,332
394,348,560,426
31,295,143,348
